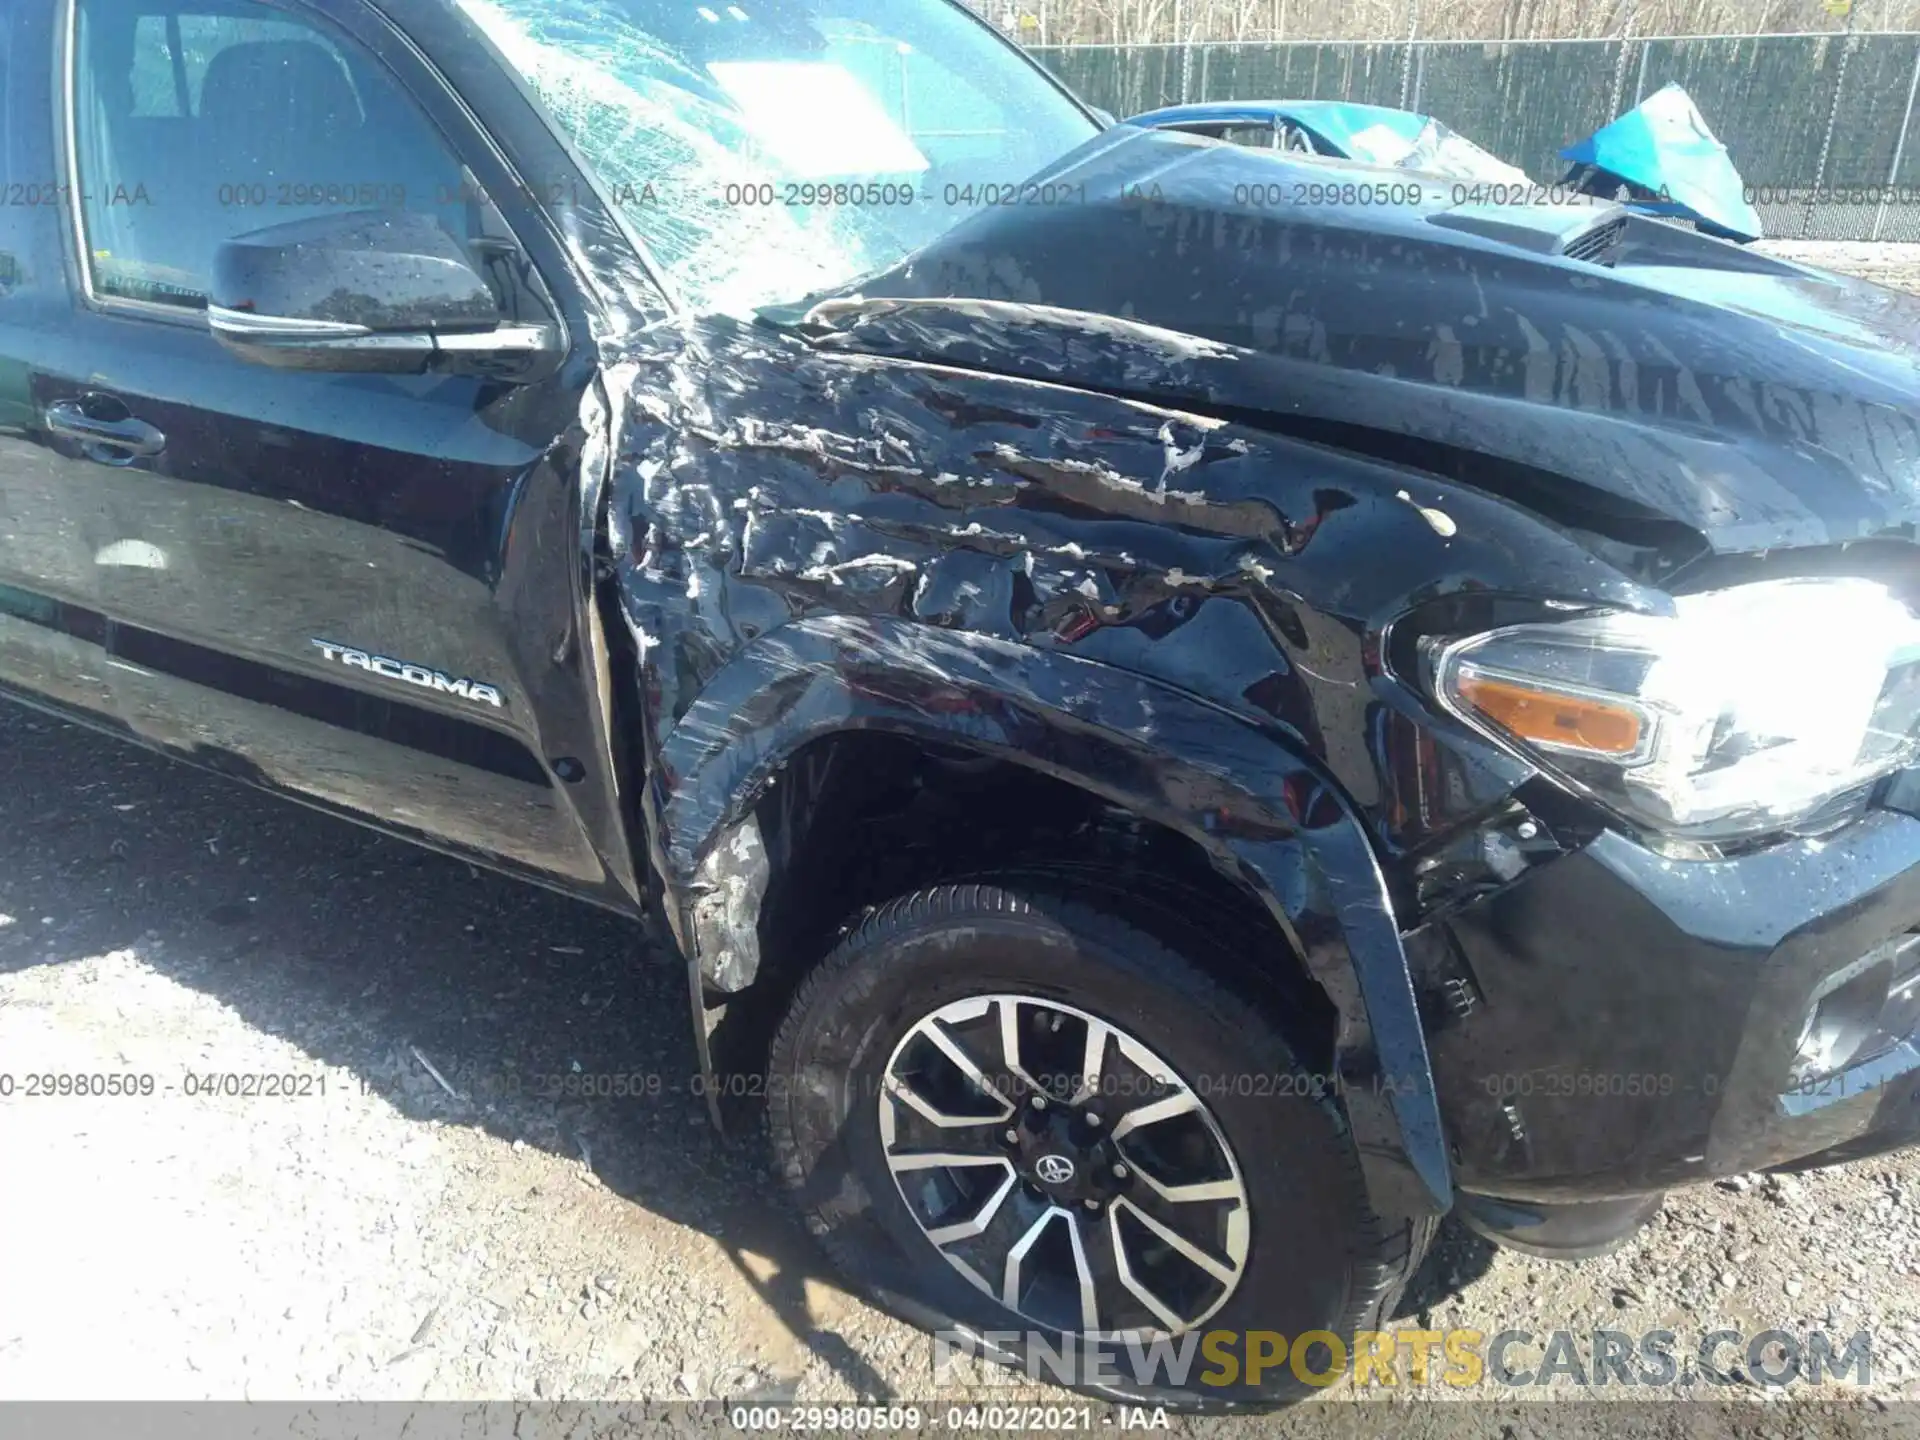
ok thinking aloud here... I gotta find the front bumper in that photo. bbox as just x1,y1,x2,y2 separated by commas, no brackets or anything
1415,787,1920,1203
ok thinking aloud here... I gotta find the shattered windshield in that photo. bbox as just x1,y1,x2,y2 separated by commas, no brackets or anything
458,0,1099,315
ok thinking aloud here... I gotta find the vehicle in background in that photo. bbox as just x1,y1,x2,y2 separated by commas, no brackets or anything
1126,98,1532,186
1129,82,1762,240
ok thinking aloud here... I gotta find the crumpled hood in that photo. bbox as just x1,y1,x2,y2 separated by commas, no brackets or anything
814,126,1920,557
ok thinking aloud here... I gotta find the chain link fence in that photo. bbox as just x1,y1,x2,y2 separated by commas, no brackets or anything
1028,33,1920,241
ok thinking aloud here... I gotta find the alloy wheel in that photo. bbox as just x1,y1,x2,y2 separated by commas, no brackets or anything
877,993,1249,1340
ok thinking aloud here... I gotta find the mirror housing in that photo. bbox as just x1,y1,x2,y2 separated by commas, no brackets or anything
208,210,558,379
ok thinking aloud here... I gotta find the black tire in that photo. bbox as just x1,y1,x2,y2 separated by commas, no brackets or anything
766,882,1433,1409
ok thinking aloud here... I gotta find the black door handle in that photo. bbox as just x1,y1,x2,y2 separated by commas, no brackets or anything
44,397,166,460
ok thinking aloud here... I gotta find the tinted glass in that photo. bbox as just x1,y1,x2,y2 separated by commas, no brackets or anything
72,0,480,310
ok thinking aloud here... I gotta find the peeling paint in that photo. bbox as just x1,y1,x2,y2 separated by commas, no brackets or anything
1397,490,1459,538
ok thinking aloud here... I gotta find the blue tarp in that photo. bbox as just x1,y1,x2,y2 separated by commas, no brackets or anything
1560,83,1764,242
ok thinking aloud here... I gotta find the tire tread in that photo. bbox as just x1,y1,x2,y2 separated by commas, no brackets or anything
766,878,1432,1406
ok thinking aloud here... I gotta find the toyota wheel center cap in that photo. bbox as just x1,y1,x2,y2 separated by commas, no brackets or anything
1034,1153,1076,1186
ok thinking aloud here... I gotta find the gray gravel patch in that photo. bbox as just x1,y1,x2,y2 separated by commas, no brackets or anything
1758,240,1920,293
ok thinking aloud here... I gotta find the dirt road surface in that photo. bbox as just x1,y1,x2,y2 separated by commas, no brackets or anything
4,241,1920,1436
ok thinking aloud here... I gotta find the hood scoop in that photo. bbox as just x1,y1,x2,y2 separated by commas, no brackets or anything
1426,202,1627,264
1560,216,1627,265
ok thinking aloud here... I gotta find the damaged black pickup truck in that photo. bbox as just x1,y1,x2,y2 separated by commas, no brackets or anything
4,0,1920,1408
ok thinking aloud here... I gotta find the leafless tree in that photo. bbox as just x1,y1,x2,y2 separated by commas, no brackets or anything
960,0,1919,43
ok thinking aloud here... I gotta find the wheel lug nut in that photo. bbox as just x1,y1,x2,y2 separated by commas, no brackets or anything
1083,1198,1101,1210
1004,1129,1020,1144
1112,1163,1129,1179
1030,1095,1048,1111
1084,1112,1102,1127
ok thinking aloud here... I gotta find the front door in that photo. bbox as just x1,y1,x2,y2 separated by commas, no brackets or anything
34,0,639,901
0,0,120,721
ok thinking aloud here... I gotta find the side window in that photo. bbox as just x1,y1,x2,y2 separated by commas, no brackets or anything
1160,123,1239,143
1219,123,1282,149
71,0,482,312
0,6,28,435
0,4,32,308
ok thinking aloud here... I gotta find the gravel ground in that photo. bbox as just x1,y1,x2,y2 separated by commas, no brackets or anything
1760,241,1920,293
6,245,1920,1434
5,706,1918,1435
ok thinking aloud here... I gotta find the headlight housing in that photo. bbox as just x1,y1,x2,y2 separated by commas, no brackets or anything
1430,578,1920,844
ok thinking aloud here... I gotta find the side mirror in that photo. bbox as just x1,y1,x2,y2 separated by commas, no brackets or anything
208,210,558,379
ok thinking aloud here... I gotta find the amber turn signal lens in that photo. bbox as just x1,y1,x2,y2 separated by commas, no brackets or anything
1456,672,1645,756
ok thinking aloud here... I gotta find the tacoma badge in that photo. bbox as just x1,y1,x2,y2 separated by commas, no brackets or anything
311,640,504,709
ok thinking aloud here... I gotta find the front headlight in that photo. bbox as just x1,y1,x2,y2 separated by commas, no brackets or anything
1431,578,1920,844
